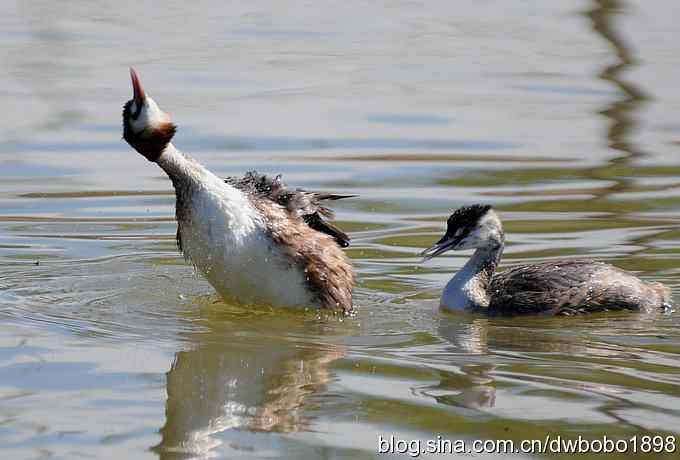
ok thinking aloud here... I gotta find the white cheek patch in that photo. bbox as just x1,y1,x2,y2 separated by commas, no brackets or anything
130,96,170,134
458,232,482,249
457,211,501,249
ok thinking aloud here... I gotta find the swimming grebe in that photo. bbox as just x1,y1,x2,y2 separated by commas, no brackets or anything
422,204,672,315
122,68,354,313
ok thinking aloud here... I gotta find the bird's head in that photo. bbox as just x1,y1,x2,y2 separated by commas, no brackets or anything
122,68,176,162
421,204,504,261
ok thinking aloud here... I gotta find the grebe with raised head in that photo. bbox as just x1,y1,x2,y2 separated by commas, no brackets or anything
422,204,672,315
122,68,354,314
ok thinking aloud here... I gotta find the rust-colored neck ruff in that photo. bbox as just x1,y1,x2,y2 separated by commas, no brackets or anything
124,121,177,162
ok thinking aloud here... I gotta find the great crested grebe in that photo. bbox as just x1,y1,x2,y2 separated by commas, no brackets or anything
122,68,354,313
422,204,672,315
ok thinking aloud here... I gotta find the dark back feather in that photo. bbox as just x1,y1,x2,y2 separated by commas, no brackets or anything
225,171,355,247
487,260,667,315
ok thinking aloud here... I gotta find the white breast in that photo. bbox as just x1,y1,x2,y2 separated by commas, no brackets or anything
180,176,315,308
441,269,479,312
440,253,489,312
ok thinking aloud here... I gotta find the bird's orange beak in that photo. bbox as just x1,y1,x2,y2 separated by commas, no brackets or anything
129,67,146,107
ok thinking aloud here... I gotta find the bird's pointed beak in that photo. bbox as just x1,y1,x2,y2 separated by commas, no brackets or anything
129,67,146,107
421,235,458,262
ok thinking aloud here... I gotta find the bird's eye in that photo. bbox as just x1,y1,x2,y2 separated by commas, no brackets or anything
131,102,143,120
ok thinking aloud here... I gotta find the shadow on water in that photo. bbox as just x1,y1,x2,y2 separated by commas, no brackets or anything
584,0,649,201
586,0,648,162
440,0,679,216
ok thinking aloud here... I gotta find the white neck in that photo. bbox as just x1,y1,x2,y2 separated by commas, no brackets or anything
156,143,213,187
441,245,502,312
155,142,258,240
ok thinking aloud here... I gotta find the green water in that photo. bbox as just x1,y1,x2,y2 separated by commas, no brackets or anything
1,1,680,459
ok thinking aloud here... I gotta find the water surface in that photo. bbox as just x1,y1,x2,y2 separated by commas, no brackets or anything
1,1,680,459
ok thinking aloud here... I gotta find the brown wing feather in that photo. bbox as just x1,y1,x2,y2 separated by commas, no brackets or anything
249,199,354,314
225,171,355,247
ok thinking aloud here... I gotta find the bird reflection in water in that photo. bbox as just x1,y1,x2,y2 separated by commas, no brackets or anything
418,317,497,410
421,311,654,416
152,307,344,458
